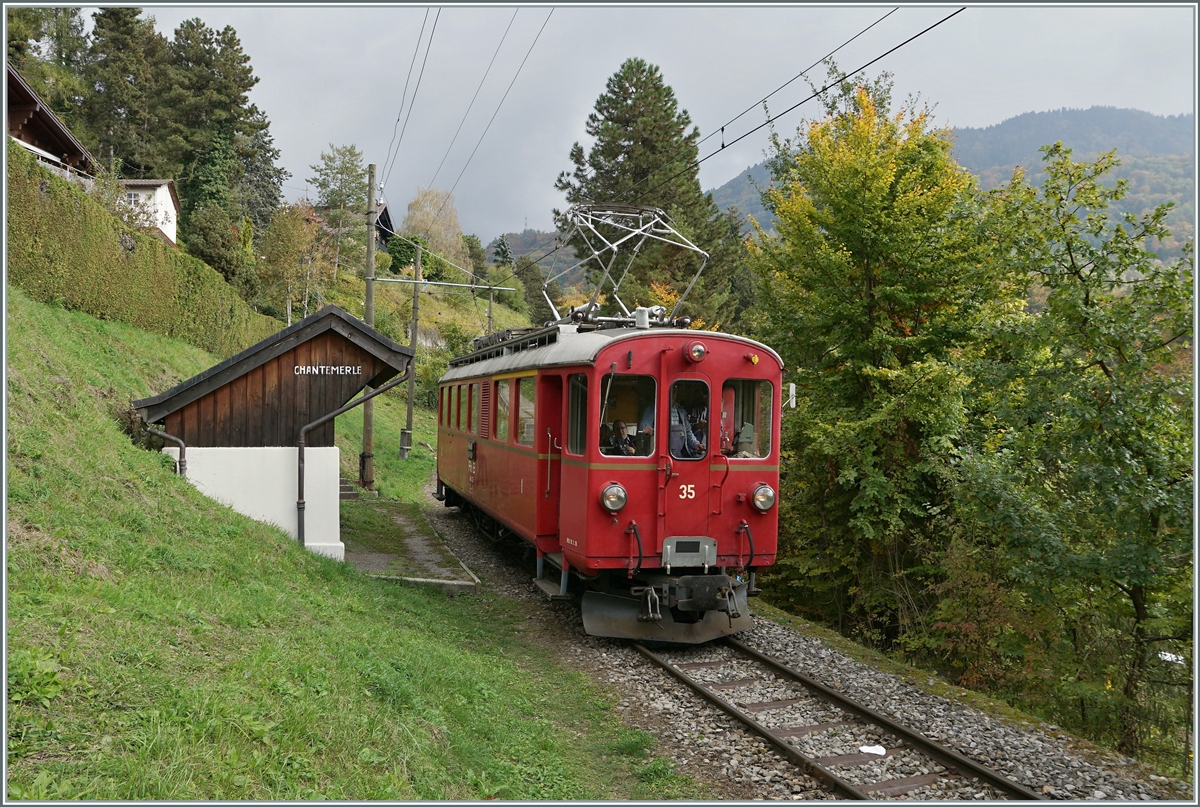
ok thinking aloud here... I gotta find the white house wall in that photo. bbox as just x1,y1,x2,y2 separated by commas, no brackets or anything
162,446,343,561
151,184,176,244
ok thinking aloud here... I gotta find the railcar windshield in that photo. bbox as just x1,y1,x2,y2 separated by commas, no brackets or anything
598,373,656,456
718,379,774,458
667,379,709,461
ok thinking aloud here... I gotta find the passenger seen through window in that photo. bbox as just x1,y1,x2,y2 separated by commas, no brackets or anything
666,380,708,460
718,380,774,458
598,374,656,456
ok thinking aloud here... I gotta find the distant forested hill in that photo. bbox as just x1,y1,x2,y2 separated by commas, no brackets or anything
953,106,1193,176
708,107,1194,258
486,230,582,288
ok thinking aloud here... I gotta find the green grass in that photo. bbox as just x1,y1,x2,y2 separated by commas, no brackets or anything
340,500,464,579
334,392,439,504
5,288,709,800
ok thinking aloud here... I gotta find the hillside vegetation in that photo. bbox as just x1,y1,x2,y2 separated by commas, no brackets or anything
710,107,1194,258
6,138,278,359
5,289,698,800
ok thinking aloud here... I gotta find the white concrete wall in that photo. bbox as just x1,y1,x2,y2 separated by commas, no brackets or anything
163,446,343,561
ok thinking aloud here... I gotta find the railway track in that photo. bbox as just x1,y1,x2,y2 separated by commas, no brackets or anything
634,638,1046,800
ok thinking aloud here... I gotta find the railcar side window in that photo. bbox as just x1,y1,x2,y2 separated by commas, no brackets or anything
493,380,509,441
438,387,445,426
567,374,588,455
598,373,656,456
516,377,536,447
468,382,480,435
667,380,710,461
719,379,774,458
456,385,464,431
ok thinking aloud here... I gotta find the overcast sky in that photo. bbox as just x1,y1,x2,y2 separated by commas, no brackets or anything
134,3,1196,242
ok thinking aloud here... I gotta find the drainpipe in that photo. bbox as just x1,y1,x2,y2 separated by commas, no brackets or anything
297,368,411,546
146,427,186,479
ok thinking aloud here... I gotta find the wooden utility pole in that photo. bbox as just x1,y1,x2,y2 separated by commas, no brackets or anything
401,246,421,459
360,164,377,489
488,289,494,335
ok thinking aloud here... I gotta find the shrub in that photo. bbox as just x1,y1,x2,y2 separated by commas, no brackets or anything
6,140,278,358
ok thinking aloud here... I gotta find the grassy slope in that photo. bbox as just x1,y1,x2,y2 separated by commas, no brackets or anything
321,271,533,347
5,289,702,800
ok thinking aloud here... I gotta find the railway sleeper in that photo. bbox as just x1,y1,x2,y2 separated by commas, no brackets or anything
646,642,1045,800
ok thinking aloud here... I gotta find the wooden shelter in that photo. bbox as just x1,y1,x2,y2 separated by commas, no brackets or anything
134,305,413,447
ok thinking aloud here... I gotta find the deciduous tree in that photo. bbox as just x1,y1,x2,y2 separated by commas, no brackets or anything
399,187,471,283
956,144,1193,753
308,143,367,280
259,203,326,325
749,67,1004,643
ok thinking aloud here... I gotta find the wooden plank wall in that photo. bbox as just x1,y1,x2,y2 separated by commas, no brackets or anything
163,331,390,447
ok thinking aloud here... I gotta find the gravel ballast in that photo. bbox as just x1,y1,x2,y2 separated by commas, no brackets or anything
422,498,1193,801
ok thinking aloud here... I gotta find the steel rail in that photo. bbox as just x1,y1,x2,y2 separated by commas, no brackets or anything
632,642,870,799
726,637,1046,801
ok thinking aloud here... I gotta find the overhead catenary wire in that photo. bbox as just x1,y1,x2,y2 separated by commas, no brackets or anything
373,208,485,284
624,6,900,203
382,8,431,187
373,203,495,334
384,7,441,189
428,8,520,188
628,7,967,206
435,7,555,218
485,6,908,288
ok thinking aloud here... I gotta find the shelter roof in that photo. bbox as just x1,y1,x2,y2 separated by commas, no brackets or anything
134,305,413,424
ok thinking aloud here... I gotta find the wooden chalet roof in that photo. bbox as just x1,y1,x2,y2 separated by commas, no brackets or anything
134,305,413,428
7,63,95,173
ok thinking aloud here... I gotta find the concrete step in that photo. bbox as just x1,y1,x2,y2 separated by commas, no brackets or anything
339,477,359,501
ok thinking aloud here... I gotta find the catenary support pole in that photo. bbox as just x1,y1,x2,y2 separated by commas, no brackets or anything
401,245,421,459
361,164,377,489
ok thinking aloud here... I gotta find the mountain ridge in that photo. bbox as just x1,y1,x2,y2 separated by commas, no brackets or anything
707,106,1194,254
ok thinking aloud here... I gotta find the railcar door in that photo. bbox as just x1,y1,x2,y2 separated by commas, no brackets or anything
661,376,711,540
537,374,562,541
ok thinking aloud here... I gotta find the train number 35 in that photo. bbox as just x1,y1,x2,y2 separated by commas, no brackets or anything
678,484,696,499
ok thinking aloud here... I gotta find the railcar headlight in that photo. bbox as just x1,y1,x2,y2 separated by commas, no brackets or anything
752,484,776,511
600,483,628,512
685,341,707,362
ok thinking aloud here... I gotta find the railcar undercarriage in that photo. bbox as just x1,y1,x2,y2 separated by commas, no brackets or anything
443,493,757,643
580,574,753,644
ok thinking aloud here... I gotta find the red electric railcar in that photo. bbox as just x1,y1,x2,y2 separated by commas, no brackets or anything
435,318,782,643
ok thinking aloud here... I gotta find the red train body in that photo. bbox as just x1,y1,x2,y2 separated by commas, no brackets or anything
436,320,782,643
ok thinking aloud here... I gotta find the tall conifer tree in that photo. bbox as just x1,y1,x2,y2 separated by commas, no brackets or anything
554,58,747,327
82,8,169,177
